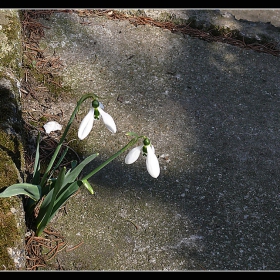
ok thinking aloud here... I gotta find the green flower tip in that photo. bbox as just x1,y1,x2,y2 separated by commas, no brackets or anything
143,137,150,146
92,99,100,108
82,179,95,194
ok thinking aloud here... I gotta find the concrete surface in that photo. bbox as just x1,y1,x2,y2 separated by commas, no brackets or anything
119,9,280,46
27,9,280,270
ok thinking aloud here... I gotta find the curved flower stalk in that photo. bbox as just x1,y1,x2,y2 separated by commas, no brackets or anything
78,99,117,140
125,136,160,178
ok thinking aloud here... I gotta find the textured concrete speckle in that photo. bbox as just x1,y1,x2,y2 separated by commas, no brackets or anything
26,10,280,270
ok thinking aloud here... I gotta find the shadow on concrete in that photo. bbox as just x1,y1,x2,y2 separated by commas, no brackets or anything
30,11,280,270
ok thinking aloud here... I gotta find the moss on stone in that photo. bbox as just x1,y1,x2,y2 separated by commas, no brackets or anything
0,10,23,78
0,130,24,183
0,10,26,269
0,142,24,270
0,196,23,270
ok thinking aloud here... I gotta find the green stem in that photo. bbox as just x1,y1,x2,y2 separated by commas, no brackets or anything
40,93,98,187
82,135,143,181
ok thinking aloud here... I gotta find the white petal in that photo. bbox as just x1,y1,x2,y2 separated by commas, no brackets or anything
43,121,62,134
98,107,117,133
98,102,104,110
125,145,142,164
146,145,160,178
78,108,95,140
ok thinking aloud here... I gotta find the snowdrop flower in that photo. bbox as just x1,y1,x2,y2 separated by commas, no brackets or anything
43,121,62,134
78,99,117,140
125,137,160,178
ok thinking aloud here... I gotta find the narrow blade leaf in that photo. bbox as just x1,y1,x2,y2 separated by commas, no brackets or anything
48,180,82,222
32,133,41,185
36,167,66,236
0,183,41,201
63,153,98,187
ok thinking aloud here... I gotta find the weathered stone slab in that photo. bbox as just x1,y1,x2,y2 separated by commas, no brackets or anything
0,9,26,270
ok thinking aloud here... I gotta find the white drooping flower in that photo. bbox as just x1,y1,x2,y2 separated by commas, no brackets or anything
78,100,117,140
78,108,94,140
125,138,160,178
145,145,160,178
43,121,63,134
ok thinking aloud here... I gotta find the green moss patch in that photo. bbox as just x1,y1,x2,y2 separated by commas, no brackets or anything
0,196,23,270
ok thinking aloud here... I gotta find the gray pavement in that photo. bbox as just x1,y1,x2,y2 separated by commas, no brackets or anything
21,9,280,270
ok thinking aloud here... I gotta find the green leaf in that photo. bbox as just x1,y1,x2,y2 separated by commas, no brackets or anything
41,147,69,198
36,167,66,236
34,181,56,224
48,180,82,221
36,180,82,236
0,183,41,201
63,153,98,187
38,153,99,213
40,93,99,188
35,152,97,235
32,133,41,185
50,146,69,175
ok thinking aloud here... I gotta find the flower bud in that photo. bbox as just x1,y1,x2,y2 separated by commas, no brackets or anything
92,99,99,108
143,137,150,146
